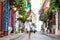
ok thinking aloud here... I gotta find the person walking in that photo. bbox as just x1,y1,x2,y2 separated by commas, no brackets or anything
24,19,31,40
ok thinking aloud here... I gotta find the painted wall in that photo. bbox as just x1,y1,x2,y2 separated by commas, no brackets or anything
0,2,3,36
3,1,10,36
0,2,3,31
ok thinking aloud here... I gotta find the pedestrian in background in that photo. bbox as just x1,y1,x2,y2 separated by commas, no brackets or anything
8,26,12,35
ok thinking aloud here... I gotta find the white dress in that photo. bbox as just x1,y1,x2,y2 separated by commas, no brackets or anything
24,22,31,31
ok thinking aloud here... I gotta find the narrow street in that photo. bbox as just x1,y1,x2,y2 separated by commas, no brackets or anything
0,0,60,40
14,32,59,40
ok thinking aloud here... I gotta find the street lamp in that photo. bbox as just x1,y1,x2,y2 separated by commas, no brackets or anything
12,6,17,11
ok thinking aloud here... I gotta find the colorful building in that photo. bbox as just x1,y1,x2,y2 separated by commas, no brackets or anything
0,0,15,37
0,1,4,37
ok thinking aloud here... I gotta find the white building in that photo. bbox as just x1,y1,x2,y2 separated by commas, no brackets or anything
30,0,43,31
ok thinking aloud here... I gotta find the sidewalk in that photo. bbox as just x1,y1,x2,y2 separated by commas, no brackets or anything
41,32,60,39
0,33,23,40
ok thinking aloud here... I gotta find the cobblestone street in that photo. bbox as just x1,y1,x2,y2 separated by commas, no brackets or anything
14,32,59,40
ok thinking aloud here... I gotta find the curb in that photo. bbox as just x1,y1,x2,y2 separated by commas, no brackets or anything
10,33,23,40
0,33,23,40
41,32,60,39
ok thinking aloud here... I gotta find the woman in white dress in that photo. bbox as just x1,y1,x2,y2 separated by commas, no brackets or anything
24,20,31,40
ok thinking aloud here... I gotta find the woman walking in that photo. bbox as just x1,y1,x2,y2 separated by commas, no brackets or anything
24,20,31,40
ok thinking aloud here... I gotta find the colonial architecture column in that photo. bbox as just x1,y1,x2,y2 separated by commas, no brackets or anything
3,1,10,36
55,11,58,34
9,6,15,34
0,2,3,37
